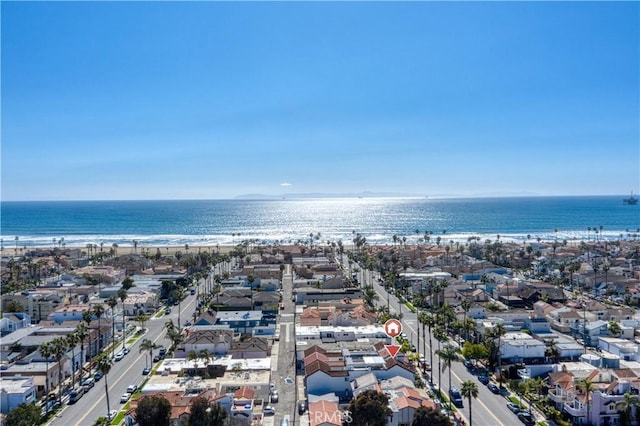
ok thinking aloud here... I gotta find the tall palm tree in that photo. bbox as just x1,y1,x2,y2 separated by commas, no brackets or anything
39,342,53,396
50,337,67,405
139,339,159,369
461,380,479,426
174,287,187,329
433,326,448,390
92,304,106,354
65,332,80,389
436,343,459,410
95,352,113,418
616,392,640,426
75,323,89,380
118,288,128,350
422,312,436,378
490,323,507,388
577,379,596,426
106,296,118,356
460,299,472,341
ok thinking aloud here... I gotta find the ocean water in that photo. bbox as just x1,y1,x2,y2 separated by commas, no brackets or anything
0,197,638,249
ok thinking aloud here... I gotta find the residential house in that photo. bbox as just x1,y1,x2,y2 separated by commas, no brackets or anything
0,313,31,336
0,376,36,414
122,291,159,316
229,337,270,359
500,333,546,363
182,325,234,356
598,337,640,362
216,311,264,335
308,399,343,426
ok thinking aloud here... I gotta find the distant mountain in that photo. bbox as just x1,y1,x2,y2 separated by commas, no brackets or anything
235,191,425,200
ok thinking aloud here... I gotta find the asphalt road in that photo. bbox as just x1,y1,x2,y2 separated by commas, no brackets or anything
48,285,201,426
356,266,525,426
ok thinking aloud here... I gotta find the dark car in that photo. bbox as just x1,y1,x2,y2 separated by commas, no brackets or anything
464,359,474,369
449,387,464,407
487,383,500,394
298,401,307,414
517,412,535,426
94,371,104,381
478,375,490,385
507,402,521,414
153,355,161,362
142,367,151,375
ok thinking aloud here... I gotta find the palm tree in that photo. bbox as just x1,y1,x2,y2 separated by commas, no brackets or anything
50,337,67,405
461,380,479,426
577,379,596,426
75,323,89,380
93,304,106,352
616,392,640,426
187,350,200,375
419,311,435,379
65,332,80,389
173,287,187,329
460,299,472,341
135,313,150,331
198,349,212,376
106,296,118,356
489,323,507,388
95,352,113,418
139,339,159,369
436,343,459,410
433,326,448,390
118,288,128,350
39,342,53,396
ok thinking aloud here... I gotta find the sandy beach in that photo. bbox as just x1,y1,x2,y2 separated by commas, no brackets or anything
0,244,239,257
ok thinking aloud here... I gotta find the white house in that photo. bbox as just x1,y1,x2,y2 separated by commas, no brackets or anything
500,333,545,363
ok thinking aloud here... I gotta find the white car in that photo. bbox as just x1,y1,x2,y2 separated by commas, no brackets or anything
114,351,125,361
107,410,118,420
120,393,130,403
126,384,138,394
263,406,276,415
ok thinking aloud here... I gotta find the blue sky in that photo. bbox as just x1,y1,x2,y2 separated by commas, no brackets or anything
2,1,638,201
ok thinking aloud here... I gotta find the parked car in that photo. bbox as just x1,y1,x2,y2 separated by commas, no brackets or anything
158,347,167,357
122,347,130,355
478,375,490,385
142,367,151,375
107,410,118,421
518,412,535,426
298,401,307,414
507,402,521,414
270,392,279,403
81,377,95,390
114,351,125,361
449,387,464,407
120,393,131,403
464,359,474,369
263,406,276,415
126,384,138,394
153,354,161,362
487,383,500,394
69,388,84,404
94,371,103,381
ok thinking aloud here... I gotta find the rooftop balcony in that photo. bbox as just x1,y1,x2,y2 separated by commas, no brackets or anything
563,402,586,417
548,389,568,403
